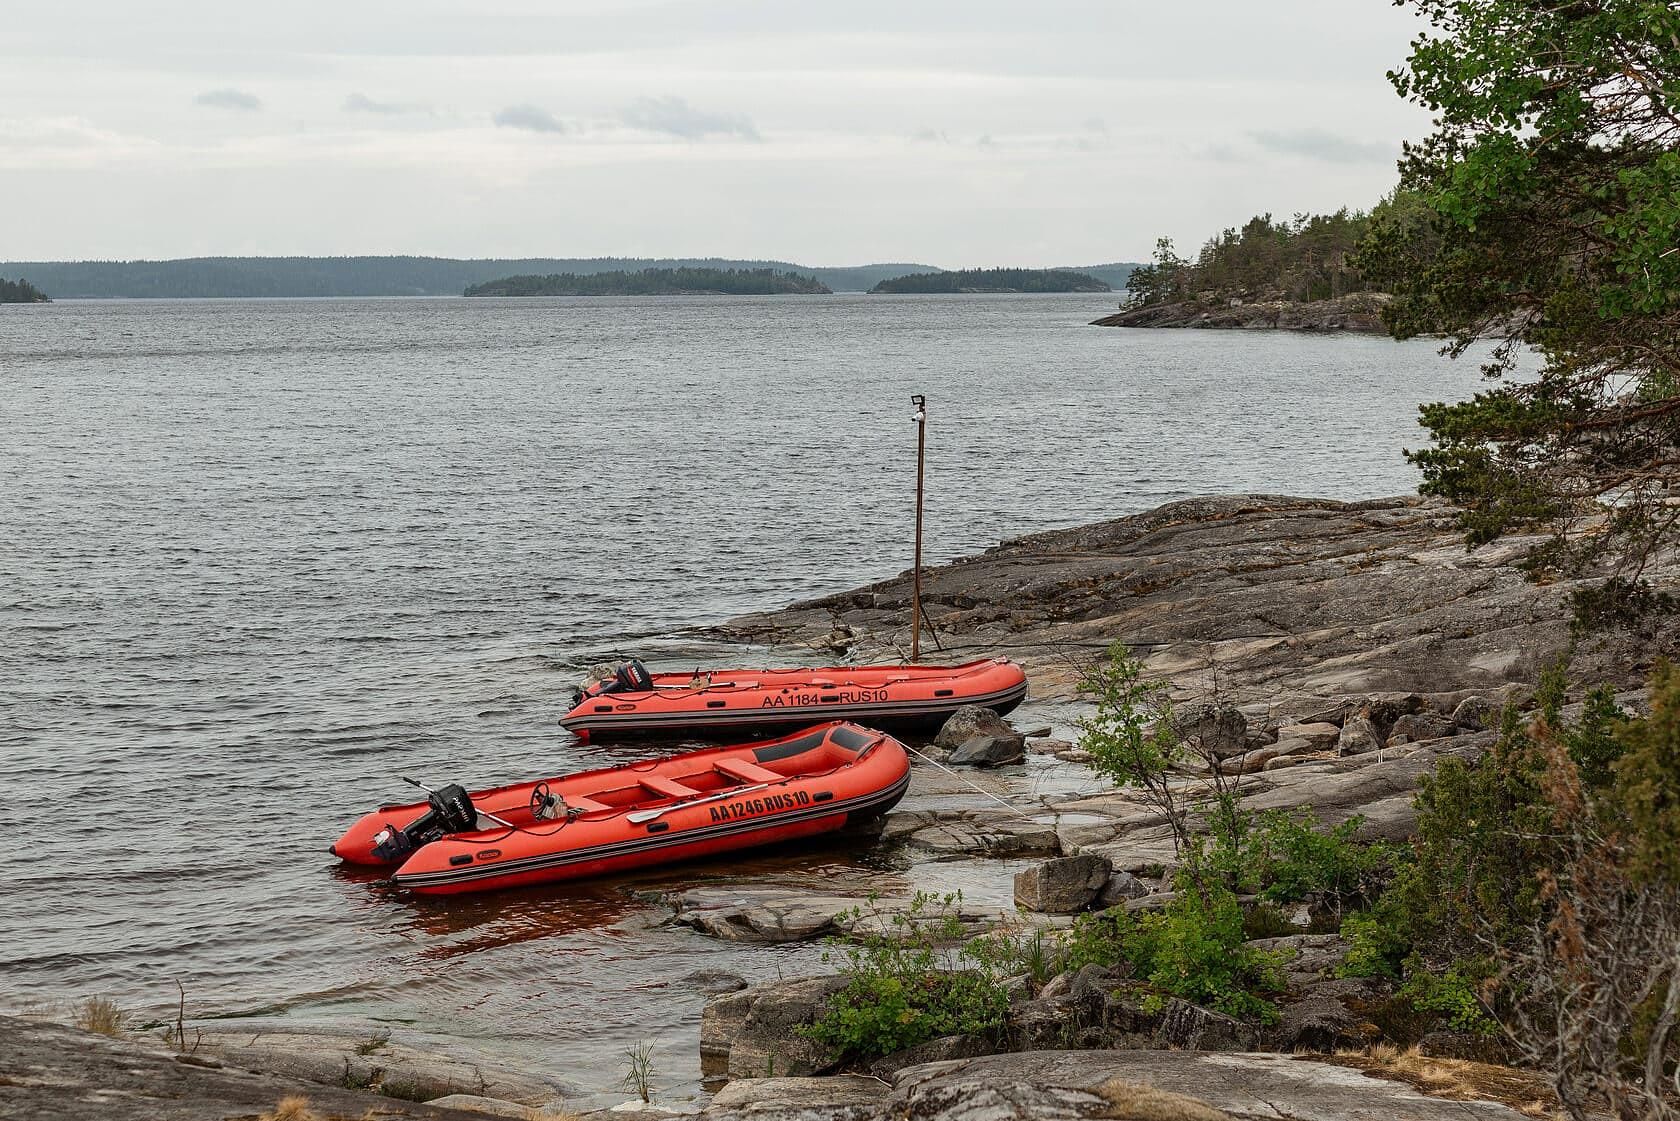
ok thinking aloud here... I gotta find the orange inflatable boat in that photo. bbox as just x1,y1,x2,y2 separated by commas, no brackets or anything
560,656,1027,740
331,722,909,895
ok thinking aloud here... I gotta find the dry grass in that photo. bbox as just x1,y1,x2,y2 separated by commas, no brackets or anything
1094,1078,1232,1121
260,1096,322,1121
1320,1045,1559,1119
73,996,125,1037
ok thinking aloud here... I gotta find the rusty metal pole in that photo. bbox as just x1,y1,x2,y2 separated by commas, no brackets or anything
911,394,926,662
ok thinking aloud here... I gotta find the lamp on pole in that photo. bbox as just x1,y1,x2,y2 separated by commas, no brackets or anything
910,394,926,662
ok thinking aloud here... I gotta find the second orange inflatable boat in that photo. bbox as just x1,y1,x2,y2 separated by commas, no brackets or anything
561,656,1027,740
331,721,909,895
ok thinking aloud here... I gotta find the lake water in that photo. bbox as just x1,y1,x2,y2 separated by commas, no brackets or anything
0,294,1481,1103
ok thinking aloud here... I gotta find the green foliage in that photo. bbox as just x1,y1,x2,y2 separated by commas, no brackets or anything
1076,642,1187,846
465,266,830,297
1337,902,1411,981
0,276,48,303
1399,967,1499,1037
1607,661,1680,886
1061,885,1287,1024
802,892,1011,1063
1366,0,1680,607
869,267,1111,294
1239,811,1401,909
1125,210,1374,307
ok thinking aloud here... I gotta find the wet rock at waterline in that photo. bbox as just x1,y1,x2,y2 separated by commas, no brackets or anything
701,976,849,1079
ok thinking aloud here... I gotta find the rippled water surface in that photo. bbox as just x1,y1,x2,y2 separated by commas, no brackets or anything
1,294,1480,1100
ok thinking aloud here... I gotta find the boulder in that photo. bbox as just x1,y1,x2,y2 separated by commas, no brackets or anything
948,732,1025,767
1388,711,1454,744
934,706,1024,752
1275,722,1341,750
700,975,850,1079
1097,870,1152,907
1172,700,1249,759
1156,999,1258,1052
1271,992,1366,1053
1014,854,1113,913
1451,694,1498,731
1335,715,1384,756
867,1034,995,1080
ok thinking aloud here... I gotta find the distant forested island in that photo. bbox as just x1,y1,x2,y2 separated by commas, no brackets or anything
0,256,930,298
1097,206,1409,330
465,267,831,297
870,268,1111,294
0,277,49,303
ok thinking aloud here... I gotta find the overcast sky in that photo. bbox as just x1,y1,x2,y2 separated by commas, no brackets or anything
0,1,1431,266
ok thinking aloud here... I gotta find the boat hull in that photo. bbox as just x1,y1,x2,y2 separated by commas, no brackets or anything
560,656,1027,740
331,722,910,896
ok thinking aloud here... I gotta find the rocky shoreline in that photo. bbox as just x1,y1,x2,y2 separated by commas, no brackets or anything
1090,293,1390,331
16,494,1676,1120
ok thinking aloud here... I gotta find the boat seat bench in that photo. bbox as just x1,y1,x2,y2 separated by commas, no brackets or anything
564,794,611,814
714,758,782,785
638,774,700,800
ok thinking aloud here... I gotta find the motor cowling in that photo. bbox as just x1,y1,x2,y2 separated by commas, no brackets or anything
371,783,477,861
599,659,653,694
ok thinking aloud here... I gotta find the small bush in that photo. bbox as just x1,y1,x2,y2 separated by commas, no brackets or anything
802,892,1011,1063
1337,902,1410,981
1399,967,1499,1037
1241,810,1400,909
74,996,125,1037
1058,885,1287,1023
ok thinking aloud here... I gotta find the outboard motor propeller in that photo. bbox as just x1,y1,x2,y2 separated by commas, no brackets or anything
370,782,478,862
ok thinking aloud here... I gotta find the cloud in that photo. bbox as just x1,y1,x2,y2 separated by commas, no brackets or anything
1249,128,1393,165
492,103,566,134
618,96,757,140
343,92,429,116
193,88,262,112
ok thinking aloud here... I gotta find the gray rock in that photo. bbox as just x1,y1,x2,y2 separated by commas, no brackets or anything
707,1074,888,1120
948,732,1025,767
902,815,1061,858
1173,700,1249,759
424,1095,531,1117
1013,854,1112,913
701,976,850,1079
1276,722,1341,749
890,1048,1536,1120
1389,711,1454,743
682,969,751,994
867,1034,995,1080
1097,870,1152,907
0,1015,499,1121
1451,694,1498,731
1271,993,1365,1054
1156,999,1258,1052
1335,715,1384,756
934,706,1025,752
671,887,861,944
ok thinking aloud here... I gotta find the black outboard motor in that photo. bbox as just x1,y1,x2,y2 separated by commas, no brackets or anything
371,783,478,862
599,659,653,695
